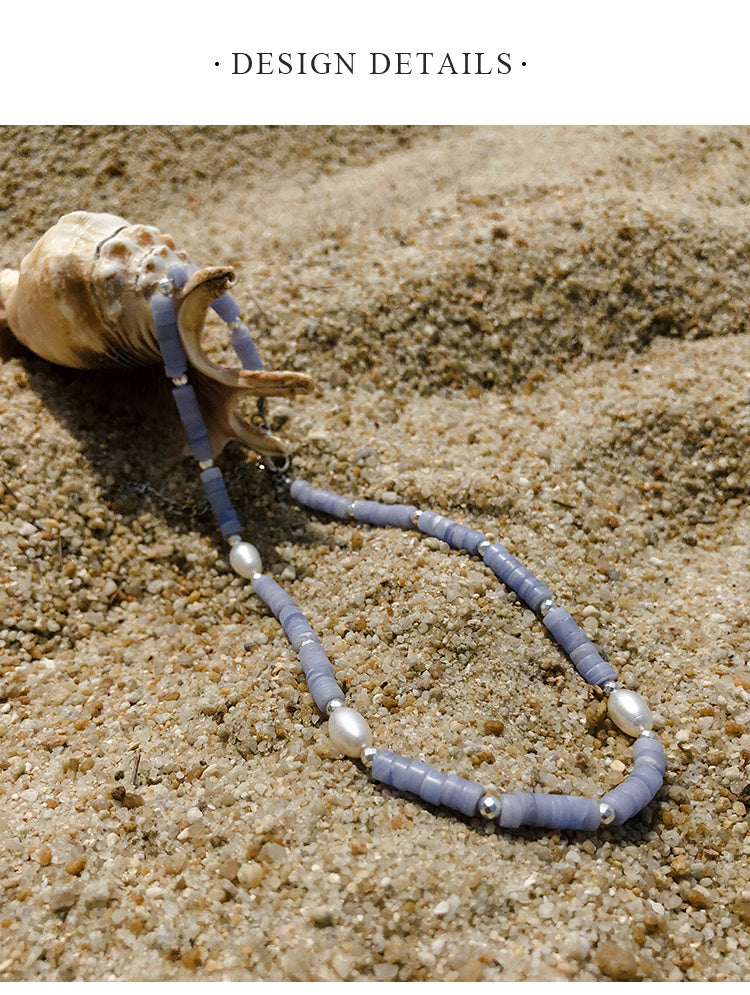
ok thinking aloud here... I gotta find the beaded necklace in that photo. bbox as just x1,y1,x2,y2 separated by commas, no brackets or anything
151,264,665,832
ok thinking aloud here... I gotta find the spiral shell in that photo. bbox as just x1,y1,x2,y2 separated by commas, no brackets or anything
0,211,313,456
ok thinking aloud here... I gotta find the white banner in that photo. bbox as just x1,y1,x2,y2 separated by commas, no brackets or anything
3,0,748,123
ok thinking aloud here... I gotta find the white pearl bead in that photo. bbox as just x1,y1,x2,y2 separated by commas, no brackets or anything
229,541,262,578
607,688,653,738
328,706,373,757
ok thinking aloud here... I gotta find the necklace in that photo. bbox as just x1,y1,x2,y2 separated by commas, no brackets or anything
151,263,665,833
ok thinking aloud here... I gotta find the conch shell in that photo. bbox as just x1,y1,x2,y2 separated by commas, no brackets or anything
0,211,313,456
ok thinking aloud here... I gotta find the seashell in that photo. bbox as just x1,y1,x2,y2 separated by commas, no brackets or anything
0,211,313,456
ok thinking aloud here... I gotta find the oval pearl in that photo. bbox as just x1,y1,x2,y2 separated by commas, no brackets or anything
229,541,262,578
328,706,373,757
607,688,653,737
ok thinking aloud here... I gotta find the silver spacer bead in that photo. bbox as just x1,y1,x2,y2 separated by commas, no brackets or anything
410,509,422,526
326,698,345,716
539,598,556,617
171,374,189,387
602,680,619,695
158,276,173,296
640,728,658,739
227,534,242,546
599,802,616,826
346,502,357,518
228,317,243,331
199,459,214,470
477,539,491,555
360,745,378,768
478,795,502,819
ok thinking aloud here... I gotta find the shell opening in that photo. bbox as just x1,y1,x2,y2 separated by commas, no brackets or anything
175,266,314,456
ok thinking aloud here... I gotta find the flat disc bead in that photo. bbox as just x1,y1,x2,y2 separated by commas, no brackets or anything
328,706,373,757
607,688,653,737
229,541,262,578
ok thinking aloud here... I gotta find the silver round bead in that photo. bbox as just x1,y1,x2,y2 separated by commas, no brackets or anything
478,795,502,819
326,698,345,716
229,541,263,579
228,317,243,331
360,745,378,768
198,458,214,470
640,728,658,739
158,276,173,296
171,374,189,387
602,680,619,695
477,539,491,555
599,802,616,826
539,598,556,617
410,509,422,526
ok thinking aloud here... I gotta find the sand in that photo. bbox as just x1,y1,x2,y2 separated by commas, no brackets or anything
0,125,748,981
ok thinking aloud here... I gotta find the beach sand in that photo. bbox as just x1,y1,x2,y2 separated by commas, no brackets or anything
0,125,748,981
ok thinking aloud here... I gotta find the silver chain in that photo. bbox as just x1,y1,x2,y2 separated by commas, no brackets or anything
123,456,291,520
